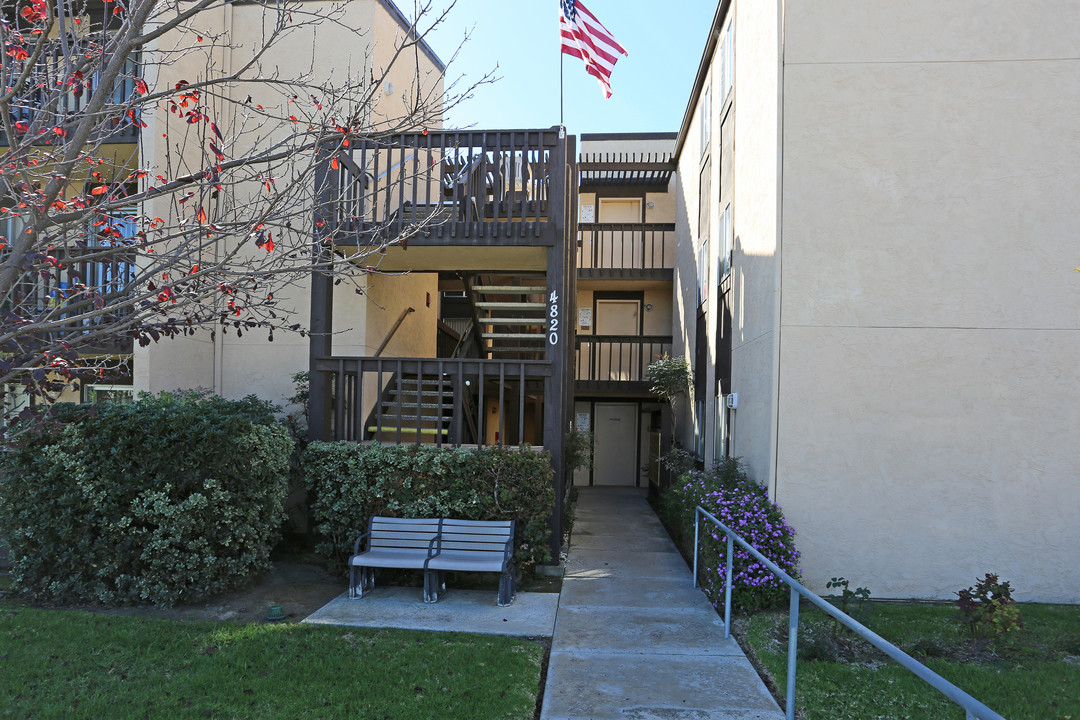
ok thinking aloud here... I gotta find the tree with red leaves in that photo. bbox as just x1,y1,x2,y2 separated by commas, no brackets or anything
0,0,487,430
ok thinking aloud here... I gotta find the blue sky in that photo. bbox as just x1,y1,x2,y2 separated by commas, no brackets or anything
418,1,718,135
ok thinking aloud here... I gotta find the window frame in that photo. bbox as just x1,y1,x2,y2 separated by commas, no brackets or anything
717,203,731,282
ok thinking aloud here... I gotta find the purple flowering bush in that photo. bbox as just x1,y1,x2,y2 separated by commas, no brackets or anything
660,458,800,614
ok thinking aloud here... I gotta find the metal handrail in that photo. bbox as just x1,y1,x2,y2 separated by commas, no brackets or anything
693,506,1007,720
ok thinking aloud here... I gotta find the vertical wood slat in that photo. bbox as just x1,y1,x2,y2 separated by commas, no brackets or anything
465,133,475,227
446,134,455,240
435,362,444,448
494,132,503,237
396,359,403,445
360,367,369,444
397,134,407,237
412,133,420,218
335,359,345,440
452,362,462,446
498,363,505,446
478,132,487,236
358,141,368,237
423,131,432,237
536,142,545,237
415,360,423,443
518,362,526,446
476,363,485,447
519,136,527,235
376,366,384,443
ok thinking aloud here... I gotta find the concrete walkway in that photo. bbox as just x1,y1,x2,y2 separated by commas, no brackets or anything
541,487,783,720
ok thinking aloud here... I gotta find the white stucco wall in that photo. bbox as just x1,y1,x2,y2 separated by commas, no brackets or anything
776,0,1080,601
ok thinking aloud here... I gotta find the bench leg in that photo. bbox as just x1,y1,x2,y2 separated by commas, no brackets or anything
498,571,515,607
352,565,365,600
423,571,439,604
350,567,375,599
438,570,447,595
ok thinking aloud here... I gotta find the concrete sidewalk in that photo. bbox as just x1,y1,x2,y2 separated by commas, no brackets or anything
541,487,783,720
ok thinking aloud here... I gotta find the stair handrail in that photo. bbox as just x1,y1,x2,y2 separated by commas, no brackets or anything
693,507,1007,720
450,320,475,359
373,307,415,357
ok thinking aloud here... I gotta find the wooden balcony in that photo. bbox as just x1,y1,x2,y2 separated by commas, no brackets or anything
576,223,675,279
575,335,672,393
319,128,569,249
9,247,136,354
1,42,140,146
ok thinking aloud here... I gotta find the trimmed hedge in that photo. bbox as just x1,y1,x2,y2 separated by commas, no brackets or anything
660,458,800,614
303,442,555,572
0,392,292,607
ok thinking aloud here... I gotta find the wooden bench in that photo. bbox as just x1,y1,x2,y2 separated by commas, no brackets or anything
348,517,516,607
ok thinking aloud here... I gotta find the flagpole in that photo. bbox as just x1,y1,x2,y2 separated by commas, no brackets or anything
560,53,565,128
559,8,565,129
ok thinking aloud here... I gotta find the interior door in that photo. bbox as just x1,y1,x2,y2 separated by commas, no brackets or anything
595,299,640,381
592,402,639,486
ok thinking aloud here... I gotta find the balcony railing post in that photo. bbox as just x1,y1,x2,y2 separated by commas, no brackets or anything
724,532,733,639
692,508,700,589
786,587,800,720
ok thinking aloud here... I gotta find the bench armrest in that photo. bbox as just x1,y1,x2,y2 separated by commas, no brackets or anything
502,536,514,571
352,530,372,556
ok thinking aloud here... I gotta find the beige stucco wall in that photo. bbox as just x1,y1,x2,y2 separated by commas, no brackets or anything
728,0,780,484
776,0,1080,601
137,0,444,409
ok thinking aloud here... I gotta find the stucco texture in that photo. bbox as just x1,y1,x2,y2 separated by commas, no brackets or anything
777,0,1080,601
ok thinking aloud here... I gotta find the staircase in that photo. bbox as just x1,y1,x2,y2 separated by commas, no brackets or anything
465,273,548,360
364,372,465,444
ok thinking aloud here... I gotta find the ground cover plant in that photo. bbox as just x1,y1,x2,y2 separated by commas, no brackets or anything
0,606,543,720
303,442,555,572
0,392,292,606
658,457,800,614
742,602,1080,720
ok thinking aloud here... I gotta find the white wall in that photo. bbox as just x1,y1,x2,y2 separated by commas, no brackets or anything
776,0,1080,602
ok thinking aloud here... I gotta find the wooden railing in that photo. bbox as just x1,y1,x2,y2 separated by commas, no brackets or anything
575,335,672,383
8,246,136,353
321,129,567,244
2,42,140,144
311,356,552,446
576,223,675,271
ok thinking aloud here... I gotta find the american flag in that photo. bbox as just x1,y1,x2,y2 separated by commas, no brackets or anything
559,0,628,99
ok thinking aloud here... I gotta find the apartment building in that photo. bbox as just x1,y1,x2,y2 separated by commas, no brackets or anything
136,0,446,406
672,1,1080,602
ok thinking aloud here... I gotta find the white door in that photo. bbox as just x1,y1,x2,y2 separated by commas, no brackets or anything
592,403,638,486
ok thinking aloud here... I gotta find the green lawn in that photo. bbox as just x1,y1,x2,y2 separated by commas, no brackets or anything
0,606,543,720
743,602,1080,720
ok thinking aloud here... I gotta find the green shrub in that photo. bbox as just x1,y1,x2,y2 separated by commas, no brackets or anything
956,573,1023,647
659,457,800,614
302,442,555,572
0,392,292,607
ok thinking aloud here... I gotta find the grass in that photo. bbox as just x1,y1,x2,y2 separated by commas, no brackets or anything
0,605,544,720
742,602,1080,720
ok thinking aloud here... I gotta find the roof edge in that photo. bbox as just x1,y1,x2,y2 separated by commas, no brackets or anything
580,132,678,142
376,0,446,73
673,1,729,159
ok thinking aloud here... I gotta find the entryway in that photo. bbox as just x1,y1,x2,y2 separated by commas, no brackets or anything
591,402,638,486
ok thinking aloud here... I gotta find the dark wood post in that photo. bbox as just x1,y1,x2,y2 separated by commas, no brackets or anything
308,147,337,442
543,128,575,564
